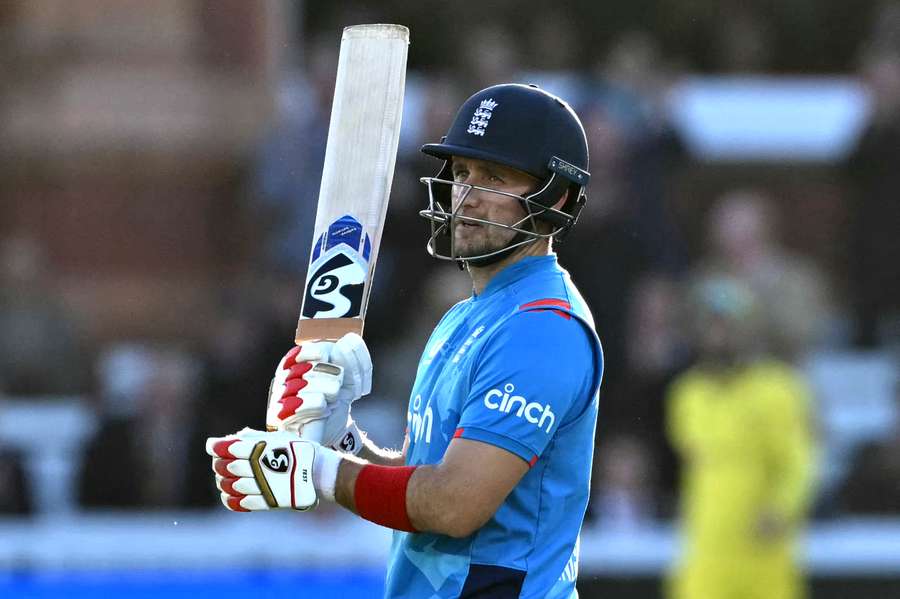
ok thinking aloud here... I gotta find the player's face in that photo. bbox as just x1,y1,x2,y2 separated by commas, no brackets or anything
696,313,752,366
449,156,540,258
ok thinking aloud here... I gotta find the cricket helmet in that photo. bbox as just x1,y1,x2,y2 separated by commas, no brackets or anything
420,83,590,264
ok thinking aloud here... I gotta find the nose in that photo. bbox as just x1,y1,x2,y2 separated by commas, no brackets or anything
452,183,485,211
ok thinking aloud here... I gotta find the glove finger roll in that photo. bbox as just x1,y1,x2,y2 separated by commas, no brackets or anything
285,362,314,382
221,492,250,512
229,493,270,511
280,346,301,369
218,475,262,496
208,439,262,460
282,378,310,398
212,458,254,478
205,436,238,457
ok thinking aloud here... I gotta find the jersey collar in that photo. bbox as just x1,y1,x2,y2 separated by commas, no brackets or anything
473,255,558,301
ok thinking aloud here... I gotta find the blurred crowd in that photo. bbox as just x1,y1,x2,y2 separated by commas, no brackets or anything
0,0,898,537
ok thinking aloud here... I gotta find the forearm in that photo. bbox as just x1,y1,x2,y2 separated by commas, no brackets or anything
333,460,445,534
334,455,366,513
332,459,483,538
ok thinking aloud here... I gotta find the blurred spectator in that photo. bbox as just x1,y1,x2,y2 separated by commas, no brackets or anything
368,267,472,416
194,292,287,433
591,433,657,531
619,274,692,509
698,190,835,361
177,289,292,507
80,346,208,508
666,276,815,599
710,4,774,73
844,44,900,347
458,23,521,91
556,105,649,405
602,32,688,276
0,235,90,396
249,31,338,276
559,34,687,449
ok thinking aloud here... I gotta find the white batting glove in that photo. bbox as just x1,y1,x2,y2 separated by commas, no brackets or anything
206,428,343,511
266,333,372,455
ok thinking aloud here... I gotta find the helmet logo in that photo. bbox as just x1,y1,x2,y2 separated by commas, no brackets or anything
466,98,498,137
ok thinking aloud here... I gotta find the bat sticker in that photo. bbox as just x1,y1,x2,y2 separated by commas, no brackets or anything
302,215,370,320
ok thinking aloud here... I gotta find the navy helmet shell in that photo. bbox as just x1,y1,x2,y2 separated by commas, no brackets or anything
421,83,589,188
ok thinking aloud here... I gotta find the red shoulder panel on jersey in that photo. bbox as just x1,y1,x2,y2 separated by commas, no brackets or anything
518,298,572,320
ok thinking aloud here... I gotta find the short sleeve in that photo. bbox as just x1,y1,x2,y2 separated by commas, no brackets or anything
454,309,599,464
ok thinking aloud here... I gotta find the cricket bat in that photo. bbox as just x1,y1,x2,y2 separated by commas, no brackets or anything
291,24,408,440
296,23,409,345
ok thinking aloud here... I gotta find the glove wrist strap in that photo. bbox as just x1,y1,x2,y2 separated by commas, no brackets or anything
313,445,342,503
333,422,366,455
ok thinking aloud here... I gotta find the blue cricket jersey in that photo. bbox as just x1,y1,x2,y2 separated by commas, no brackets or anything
384,255,604,599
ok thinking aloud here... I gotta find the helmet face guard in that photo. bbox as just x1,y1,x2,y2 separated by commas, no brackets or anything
418,158,585,263
419,84,590,265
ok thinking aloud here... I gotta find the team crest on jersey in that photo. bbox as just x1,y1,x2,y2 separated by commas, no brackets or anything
422,338,446,365
466,99,498,136
452,325,485,364
302,215,371,320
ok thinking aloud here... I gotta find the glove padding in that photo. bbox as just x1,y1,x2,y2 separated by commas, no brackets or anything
266,333,372,453
207,428,318,511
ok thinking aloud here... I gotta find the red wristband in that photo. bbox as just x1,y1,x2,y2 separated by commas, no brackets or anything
354,465,418,533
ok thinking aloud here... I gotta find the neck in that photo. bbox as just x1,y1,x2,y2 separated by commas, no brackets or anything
467,238,551,295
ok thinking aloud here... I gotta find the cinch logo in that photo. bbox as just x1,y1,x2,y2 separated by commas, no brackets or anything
408,394,433,444
483,383,555,433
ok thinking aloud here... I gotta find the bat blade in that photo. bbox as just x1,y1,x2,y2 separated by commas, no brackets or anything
296,24,409,344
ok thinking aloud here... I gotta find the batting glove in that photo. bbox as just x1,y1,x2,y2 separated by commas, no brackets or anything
266,332,372,454
206,428,343,511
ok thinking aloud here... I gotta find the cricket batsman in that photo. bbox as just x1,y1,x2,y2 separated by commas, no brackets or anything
207,83,604,598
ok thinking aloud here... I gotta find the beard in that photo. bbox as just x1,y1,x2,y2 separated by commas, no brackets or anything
452,221,518,258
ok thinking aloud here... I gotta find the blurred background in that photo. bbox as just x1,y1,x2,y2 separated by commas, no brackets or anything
0,0,898,597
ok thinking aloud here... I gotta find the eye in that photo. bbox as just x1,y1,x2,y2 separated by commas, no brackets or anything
452,169,468,182
489,174,505,184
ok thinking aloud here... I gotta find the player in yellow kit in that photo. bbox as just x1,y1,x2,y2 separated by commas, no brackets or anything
666,276,815,599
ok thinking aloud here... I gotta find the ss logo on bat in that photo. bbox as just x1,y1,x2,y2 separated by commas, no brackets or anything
303,251,366,319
